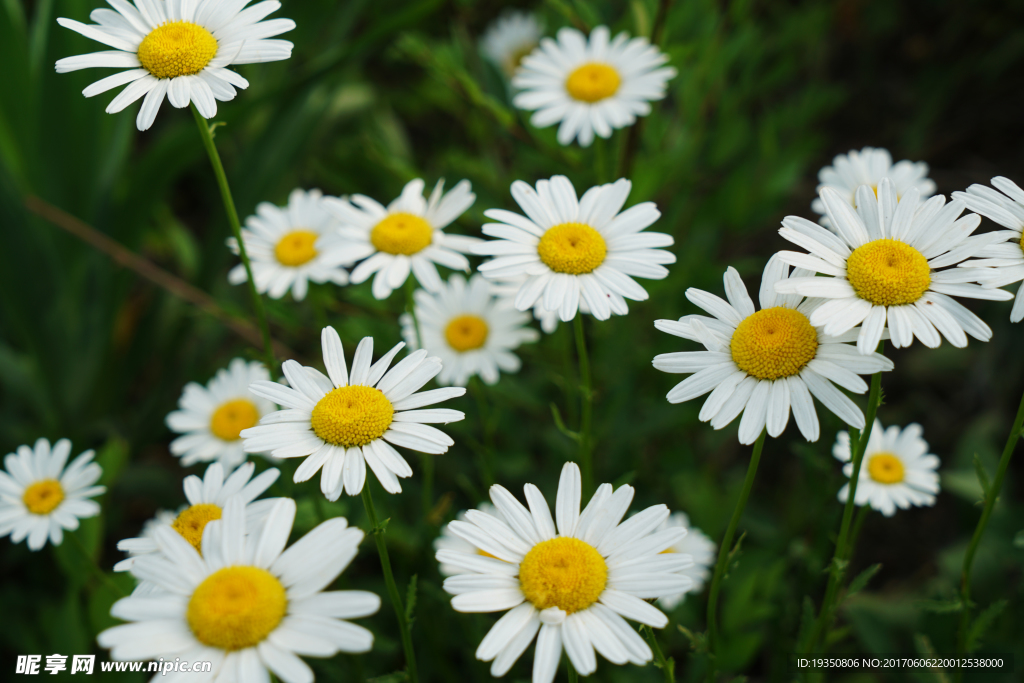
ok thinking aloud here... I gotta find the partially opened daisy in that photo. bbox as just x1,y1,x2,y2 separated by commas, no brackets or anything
653,512,716,611
439,462,691,682
653,256,894,445
99,497,380,682
474,176,674,321
481,11,543,78
775,179,1012,354
400,274,539,386
0,439,105,551
166,358,276,469
434,503,503,577
55,0,295,131
228,189,352,301
513,26,676,147
834,420,940,517
323,179,479,299
241,326,466,498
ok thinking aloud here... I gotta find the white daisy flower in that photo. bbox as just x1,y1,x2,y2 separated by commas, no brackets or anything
438,462,691,682
653,255,894,445
0,438,105,551
99,496,380,682
775,179,1013,355
434,503,503,577
166,358,276,469
227,189,352,301
490,277,622,334
952,176,1024,322
474,176,674,322
241,326,466,498
834,420,940,517
512,26,676,147
653,512,716,611
55,0,295,131
812,147,936,228
323,179,479,300
481,11,543,78
400,274,539,387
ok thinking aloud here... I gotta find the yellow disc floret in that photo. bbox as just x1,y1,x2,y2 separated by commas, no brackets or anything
445,315,489,352
311,386,395,448
209,399,260,441
565,63,621,103
187,566,287,651
1019,231,1024,257
537,222,607,275
137,21,219,80
173,504,223,552
846,239,931,307
274,230,320,267
519,537,607,614
730,307,819,381
22,479,65,515
867,452,905,484
370,213,433,255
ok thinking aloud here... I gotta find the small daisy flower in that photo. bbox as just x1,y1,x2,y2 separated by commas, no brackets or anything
99,496,380,682
0,438,105,551
400,274,539,386
834,420,940,517
653,513,716,611
653,255,894,445
438,462,691,682
228,189,352,301
512,26,676,147
434,503,503,577
166,358,276,469
481,11,543,78
241,326,466,498
55,0,295,131
775,179,1012,355
323,179,479,300
812,147,936,228
474,176,674,321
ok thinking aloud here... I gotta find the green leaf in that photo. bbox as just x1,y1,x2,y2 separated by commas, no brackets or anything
550,403,580,442
966,599,1008,653
916,598,964,614
405,574,418,625
845,563,882,599
972,453,990,499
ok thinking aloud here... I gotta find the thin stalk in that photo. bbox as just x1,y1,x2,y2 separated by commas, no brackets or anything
705,429,767,683
405,276,423,349
573,315,594,496
67,531,126,598
567,661,579,683
847,505,871,564
470,377,496,488
421,453,435,520
643,625,676,683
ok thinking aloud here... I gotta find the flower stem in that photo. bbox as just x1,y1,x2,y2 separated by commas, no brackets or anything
567,661,579,683
643,625,676,683
191,106,275,371
705,428,767,683
573,315,594,496
361,486,418,683
469,377,496,488
405,276,423,349
67,530,126,598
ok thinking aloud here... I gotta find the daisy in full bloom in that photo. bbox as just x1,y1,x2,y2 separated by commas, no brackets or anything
652,513,716,611
834,420,940,517
166,358,276,469
400,274,539,386
812,147,936,227
434,503,503,577
0,439,105,551
323,179,479,300
241,326,466,498
653,255,894,445
55,0,295,131
438,462,691,682
228,189,352,301
99,496,380,682
512,26,676,147
474,176,675,321
481,11,543,78
775,179,1013,355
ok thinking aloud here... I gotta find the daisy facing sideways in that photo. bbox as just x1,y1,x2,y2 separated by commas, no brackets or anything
99,497,380,683
241,327,466,498
775,179,1012,354
474,176,674,322
834,420,940,517
653,512,716,611
481,11,543,78
0,438,105,551
56,0,295,130
434,502,502,577
438,462,692,682
653,255,893,445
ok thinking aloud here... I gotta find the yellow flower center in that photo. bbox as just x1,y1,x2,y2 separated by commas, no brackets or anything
172,504,223,553
311,386,395,448
730,307,819,381
187,566,287,651
22,479,65,515
370,213,433,255
565,63,621,103
445,315,489,352
209,399,261,441
846,239,931,307
867,452,905,484
274,230,320,267
537,222,607,275
137,21,219,80
1019,232,1024,256
518,537,607,614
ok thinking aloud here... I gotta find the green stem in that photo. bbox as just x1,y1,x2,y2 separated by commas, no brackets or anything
847,505,871,564
191,106,275,370
573,315,594,496
67,531,126,598
567,661,579,683
470,378,496,488
593,136,610,185
643,625,676,683
361,486,418,683
405,276,423,349
705,429,767,683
